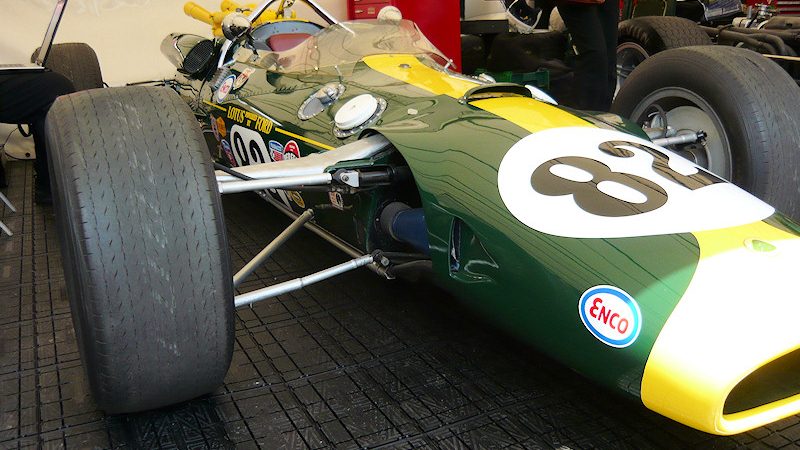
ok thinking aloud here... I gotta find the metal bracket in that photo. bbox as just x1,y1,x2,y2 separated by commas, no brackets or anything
334,170,360,188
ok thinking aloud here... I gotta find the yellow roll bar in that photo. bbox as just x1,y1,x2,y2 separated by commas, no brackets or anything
184,1,296,37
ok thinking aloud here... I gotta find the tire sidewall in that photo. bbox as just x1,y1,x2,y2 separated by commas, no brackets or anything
613,50,765,192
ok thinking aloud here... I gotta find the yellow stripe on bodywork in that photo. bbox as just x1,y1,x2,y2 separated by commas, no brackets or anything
363,54,479,98
363,55,593,134
642,220,800,434
469,98,593,134
205,100,331,151
275,128,334,151
203,100,228,112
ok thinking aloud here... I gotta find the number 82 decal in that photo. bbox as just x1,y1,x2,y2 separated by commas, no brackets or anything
497,127,773,238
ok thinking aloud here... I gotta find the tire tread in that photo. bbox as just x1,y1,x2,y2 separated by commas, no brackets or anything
45,86,233,414
619,17,712,54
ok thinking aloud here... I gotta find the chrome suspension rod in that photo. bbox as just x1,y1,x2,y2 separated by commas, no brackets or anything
218,173,332,194
234,254,375,308
233,209,315,287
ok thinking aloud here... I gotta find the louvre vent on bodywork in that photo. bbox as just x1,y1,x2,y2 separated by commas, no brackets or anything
724,347,800,415
183,39,215,75
448,218,497,281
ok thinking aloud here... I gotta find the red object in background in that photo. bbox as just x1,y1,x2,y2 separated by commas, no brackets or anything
738,0,799,15
347,0,463,71
743,0,800,16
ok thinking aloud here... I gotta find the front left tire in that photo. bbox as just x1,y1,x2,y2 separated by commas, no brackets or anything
45,86,234,414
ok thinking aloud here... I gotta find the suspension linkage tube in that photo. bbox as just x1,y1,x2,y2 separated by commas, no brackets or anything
233,209,315,287
218,173,332,194
234,254,376,308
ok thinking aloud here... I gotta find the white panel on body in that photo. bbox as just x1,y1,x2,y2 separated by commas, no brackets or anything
215,134,391,182
498,127,774,238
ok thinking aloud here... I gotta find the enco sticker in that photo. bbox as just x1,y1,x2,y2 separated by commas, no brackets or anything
234,67,256,90
230,125,268,167
216,75,236,102
497,127,774,238
579,285,641,348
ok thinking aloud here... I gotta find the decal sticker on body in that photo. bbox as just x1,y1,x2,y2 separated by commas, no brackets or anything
268,140,283,162
211,115,220,141
216,117,227,138
498,127,774,238
229,125,298,209
217,75,236,102
268,140,300,161
579,285,642,348
220,139,233,165
289,191,305,208
227,105,274,134
329,192,344,210
230,125,269,166
234,67,256,90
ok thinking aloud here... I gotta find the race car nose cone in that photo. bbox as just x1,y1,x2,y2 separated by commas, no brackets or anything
335,94,379,130
641,219,800,435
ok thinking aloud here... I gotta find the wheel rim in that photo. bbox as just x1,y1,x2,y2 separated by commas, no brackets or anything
616,42,649,94
629,87,733,180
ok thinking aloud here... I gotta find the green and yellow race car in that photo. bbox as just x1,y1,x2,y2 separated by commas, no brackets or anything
44,0,800,435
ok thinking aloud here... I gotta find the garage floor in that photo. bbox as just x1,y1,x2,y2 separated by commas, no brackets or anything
2,160,800,449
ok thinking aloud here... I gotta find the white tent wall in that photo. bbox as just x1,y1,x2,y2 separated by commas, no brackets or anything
0,0,346,158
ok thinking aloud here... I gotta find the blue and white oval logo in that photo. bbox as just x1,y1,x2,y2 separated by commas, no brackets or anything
216,75,236,102
579,285,642,348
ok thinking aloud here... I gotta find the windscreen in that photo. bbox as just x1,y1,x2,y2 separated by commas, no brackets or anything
255,19,447,74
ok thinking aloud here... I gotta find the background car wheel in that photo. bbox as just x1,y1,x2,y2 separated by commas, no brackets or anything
32,42,104,91
612,46,800,220
45,86,234,414
616,17,711,88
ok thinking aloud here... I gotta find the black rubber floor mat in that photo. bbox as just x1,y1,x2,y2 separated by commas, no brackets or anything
106,400,233,449
2,160,800,449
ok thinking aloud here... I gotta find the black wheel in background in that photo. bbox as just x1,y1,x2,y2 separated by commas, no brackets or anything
616,17,711,88
613,46,800,220
45,86,234,414
32,42,104,91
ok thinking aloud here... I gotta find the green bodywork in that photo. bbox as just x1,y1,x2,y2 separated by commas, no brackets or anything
209,56,698,399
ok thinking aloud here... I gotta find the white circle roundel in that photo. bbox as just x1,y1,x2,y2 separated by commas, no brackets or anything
497,127,774,238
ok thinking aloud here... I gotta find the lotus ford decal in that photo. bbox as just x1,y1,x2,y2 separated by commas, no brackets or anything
579,285,642,348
